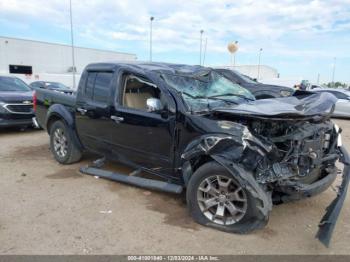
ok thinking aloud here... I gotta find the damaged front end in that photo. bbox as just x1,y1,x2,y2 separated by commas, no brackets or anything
182,110,348,246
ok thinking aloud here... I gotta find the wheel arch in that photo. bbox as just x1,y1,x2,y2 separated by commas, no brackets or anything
45,104,74,133
180,133,247,186
46,104,83,150
180,134,272,220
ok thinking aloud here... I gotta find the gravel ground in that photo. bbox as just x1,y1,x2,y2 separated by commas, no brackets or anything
0,119,349,255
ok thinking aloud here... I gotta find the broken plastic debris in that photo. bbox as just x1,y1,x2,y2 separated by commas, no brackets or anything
94,176,99,179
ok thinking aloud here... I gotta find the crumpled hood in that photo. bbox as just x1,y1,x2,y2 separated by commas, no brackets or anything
0,91,34,103
215,92,337,118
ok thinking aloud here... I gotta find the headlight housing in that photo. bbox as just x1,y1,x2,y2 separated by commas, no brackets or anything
0,102,7,113
280,90,292,97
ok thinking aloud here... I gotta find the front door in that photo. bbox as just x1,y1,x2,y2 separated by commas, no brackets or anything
109,73,176,173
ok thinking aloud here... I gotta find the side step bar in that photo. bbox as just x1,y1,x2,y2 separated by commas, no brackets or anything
80,166,183,194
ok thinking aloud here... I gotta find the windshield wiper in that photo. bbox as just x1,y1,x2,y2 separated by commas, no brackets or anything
208,93,255,101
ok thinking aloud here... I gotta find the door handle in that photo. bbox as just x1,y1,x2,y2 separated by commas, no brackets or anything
111,115,124,123
77,108,88,115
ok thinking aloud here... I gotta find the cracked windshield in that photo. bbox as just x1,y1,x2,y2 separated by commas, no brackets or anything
162,70,255,112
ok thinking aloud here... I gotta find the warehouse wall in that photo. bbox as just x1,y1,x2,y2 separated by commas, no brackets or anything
0,36,137,88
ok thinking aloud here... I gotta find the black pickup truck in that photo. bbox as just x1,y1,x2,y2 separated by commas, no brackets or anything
35,62,349,246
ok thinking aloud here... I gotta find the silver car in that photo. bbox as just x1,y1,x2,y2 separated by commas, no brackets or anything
313,88,350,118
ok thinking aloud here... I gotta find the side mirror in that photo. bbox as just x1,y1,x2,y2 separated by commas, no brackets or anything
146,98,162,112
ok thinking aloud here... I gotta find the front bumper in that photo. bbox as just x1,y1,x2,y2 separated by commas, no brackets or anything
0,117,34,127
316,146,350,247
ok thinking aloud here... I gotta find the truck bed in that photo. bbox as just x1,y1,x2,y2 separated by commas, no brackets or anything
36,88,76,107
35,88,76,129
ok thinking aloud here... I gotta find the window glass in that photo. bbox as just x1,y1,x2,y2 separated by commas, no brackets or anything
122,75,161,111
161,70,254,112
0,76,31,92
85,72,96,99
331,91,348,99
93,72,113,103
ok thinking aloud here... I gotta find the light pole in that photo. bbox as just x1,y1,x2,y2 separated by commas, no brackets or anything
202,37,207,66
199,30,204,65
332,57,336,87
257,48,263,80
69,0,76,89
233,40,238,66
150,16,154,62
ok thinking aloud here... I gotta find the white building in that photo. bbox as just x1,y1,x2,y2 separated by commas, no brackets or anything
217,64,279,80
0,36,137,88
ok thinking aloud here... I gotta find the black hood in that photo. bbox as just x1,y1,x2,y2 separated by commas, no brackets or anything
0,91,34,103
214,92,337,119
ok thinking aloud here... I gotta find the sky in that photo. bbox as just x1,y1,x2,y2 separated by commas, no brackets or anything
0,0,349,83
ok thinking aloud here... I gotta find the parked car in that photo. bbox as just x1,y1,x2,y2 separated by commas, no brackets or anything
313,88,350,118
0,75,37,128
34,62,349,247
214,68,294,99
30,81,73,94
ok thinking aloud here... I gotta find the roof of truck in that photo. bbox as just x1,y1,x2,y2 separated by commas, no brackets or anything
85,61,207,75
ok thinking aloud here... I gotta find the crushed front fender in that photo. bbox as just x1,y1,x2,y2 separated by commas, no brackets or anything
316,146,350,247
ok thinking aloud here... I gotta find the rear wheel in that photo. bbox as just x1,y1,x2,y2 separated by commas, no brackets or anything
187,161,268,234
49,120,82,164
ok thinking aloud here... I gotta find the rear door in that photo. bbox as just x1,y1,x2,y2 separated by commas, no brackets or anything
75,71,116,154
108,71,177,173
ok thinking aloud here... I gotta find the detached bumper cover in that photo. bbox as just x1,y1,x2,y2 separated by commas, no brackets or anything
316,146,350,247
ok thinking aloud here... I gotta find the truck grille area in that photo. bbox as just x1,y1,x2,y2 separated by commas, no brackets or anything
249,120,337,184
4,104,33,114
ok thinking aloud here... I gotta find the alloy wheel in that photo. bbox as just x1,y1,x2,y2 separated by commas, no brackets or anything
197,175,248,225
53,128,68,158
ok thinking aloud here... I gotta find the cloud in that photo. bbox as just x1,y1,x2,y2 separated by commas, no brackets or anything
0,0,350,81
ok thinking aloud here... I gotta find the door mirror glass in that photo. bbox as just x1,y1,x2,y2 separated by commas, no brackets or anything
146,98,162,112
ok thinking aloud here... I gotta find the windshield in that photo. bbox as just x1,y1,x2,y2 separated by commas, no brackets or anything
47,82,69,89
162,70,255,112
0,76,31,92
240,73,258,84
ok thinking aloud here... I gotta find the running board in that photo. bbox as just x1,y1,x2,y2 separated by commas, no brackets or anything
80,166,183,194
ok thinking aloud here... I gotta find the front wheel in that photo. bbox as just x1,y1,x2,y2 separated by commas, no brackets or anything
186,161,268,234
49,120,82,164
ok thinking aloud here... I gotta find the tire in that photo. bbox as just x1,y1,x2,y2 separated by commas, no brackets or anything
49,120,82,164
186,161,268,234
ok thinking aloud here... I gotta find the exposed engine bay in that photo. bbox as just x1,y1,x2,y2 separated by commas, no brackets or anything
249,120,338,184
181,111,346,247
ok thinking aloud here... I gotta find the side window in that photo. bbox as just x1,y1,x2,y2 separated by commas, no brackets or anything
85,72,96,99
122,75,161,111
331,91,348,99
93,72,113,103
